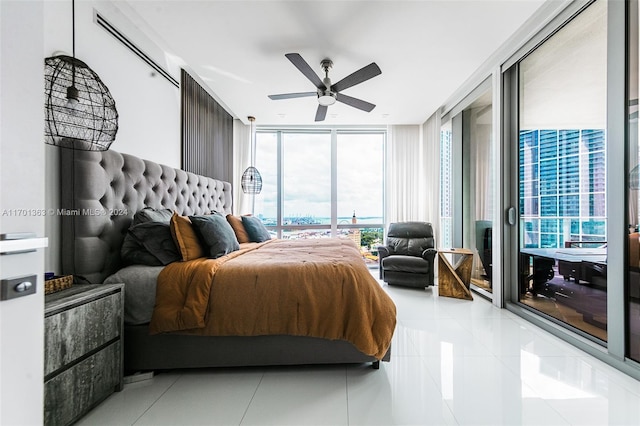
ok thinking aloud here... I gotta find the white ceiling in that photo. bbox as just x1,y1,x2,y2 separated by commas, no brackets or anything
120,0,546,126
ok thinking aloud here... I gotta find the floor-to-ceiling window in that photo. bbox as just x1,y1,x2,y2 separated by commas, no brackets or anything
281,132,332,236
254,128,385,266
254,131,277,228
464,91,494,295
336,132,385,265
515,0,608,342
439,86,494,298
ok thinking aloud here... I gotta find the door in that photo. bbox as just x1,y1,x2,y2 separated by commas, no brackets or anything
510,0,608,343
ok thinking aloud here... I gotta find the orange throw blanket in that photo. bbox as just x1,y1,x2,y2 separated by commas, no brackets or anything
150,239,396,359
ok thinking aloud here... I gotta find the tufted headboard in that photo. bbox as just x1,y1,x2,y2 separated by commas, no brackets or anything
60,149,233,283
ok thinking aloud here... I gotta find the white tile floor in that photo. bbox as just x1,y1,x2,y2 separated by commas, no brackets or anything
79,280,640,426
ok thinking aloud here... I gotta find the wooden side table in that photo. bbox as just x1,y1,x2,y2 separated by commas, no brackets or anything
438,248,474,300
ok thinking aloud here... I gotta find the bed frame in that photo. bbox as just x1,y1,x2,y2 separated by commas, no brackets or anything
60,149,389,371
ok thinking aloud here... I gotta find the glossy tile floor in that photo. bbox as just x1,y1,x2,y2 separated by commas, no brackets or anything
79,279,640,425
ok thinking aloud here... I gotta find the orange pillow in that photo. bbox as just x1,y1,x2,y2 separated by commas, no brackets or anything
226,214,250,244
170,212,204,261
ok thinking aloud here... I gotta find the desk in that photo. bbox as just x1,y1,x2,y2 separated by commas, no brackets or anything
519,248,607,330
520,248,607,295
438,248,474,300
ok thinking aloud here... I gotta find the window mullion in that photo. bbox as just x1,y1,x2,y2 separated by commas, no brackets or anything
331,129,337,237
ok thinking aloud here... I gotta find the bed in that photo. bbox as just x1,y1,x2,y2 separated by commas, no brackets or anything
59,149,395,372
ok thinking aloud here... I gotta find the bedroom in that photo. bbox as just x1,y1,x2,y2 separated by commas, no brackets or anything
3,0,640,425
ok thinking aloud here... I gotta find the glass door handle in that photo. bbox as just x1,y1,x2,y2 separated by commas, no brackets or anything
507,207,516,226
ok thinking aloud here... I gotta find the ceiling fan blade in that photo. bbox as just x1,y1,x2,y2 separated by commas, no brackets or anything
331,62,381,93
268,92,317,100
335,93,376,112
315,105,328,122
285,53,326,90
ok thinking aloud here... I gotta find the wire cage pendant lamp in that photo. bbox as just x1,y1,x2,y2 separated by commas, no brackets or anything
241,116,262,194
44,0,118,151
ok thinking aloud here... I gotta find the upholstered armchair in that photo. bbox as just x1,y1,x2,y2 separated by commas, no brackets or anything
378,222,437,289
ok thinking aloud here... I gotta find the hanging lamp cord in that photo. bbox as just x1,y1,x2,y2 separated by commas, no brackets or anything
70,0,76,87
71,0,75,57
250,118,255,168
70,0,77,280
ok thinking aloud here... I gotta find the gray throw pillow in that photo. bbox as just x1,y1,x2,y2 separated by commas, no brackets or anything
132,207,174,225
126,222,181,265
241,216,272,242
121,232,163,266
189,215,240,259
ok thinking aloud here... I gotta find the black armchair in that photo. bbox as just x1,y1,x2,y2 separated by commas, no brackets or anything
378,222,436,289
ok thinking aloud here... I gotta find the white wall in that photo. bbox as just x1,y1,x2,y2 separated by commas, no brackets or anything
0,1,46,424
44,0,183,273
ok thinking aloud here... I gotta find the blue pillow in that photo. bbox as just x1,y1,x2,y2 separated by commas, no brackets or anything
189,214,240,258
241,216,272,242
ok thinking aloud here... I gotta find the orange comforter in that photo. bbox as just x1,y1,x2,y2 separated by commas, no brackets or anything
149,238,396,359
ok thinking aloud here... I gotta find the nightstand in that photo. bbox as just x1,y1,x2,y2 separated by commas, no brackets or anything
44,284,124,425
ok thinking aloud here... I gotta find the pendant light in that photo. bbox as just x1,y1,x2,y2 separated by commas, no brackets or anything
241,116,262,194
44,0,118,151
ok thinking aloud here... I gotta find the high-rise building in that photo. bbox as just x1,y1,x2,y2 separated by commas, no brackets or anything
348,211,361,247
440,129,453,247
520,129,606,248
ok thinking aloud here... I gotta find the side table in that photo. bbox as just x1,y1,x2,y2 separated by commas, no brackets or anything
44,283,124,425
438,248,474,300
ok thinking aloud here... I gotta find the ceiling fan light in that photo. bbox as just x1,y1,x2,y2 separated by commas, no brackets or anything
318,94,336,106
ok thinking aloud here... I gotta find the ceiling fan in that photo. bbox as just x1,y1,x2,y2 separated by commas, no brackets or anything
268,53,382,122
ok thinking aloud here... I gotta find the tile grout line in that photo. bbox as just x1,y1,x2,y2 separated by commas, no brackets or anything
238,370,266,425
131,373,183,425
344,365,350,426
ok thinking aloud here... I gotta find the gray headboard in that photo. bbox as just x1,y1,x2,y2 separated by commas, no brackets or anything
60,149,233,283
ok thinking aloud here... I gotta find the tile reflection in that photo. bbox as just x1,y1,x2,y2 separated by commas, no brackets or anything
517,350,597,400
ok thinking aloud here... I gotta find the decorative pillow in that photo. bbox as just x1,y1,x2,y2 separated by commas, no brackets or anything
226,214,251,244
241,215,272,242
170,213,205,261
121,233,163,266
189,214,240,259
132,207,173,225
123,222,181,265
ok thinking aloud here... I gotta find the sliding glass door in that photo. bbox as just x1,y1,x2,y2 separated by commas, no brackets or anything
464,92,494,295
515,0,608,342
628,0,640,363
440,84,494,299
